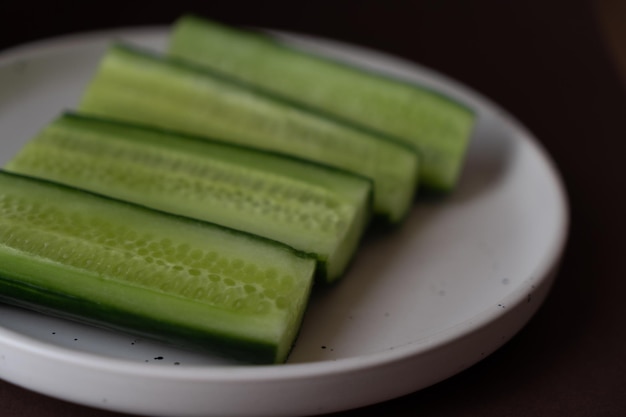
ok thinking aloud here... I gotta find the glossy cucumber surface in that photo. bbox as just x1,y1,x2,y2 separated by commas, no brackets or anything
168,15,475,192
0,171,316,363
6,113,372,282
78,44,419,223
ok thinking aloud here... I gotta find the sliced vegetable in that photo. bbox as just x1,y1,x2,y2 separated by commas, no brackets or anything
169,15,474,191
0,170,316,363
78,44,419,223
6,113,371,282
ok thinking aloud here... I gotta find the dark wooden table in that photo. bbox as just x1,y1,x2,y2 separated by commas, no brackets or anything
2,1,625,416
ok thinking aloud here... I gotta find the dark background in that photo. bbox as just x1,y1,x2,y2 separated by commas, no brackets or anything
1,1,625,416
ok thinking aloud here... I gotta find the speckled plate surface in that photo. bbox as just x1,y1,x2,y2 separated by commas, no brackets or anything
0,27,568,417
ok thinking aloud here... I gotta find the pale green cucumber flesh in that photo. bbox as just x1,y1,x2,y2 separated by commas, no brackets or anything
78,44,419,223
168,15,474,191
6,113,372,282
0,171,316,363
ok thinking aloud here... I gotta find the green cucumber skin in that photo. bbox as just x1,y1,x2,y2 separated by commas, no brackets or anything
0,170,316,364
169,15,475,191
0,274,277,364
78,44,419,224
6,112,373,282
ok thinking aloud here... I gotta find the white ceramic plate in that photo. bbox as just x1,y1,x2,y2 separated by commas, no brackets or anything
0,27,568,417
